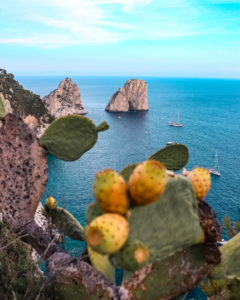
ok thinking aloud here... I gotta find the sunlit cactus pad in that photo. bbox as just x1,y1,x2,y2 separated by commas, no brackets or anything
87,245,115,283
149,143,189,171
210,232,240,281
39,115,109,161
112,176,204,266
0,95,5,119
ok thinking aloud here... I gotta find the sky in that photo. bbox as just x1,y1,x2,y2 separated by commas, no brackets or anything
0,0,240,77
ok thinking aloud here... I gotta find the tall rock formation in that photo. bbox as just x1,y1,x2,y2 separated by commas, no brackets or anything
105,79,148,112
43,78,86,119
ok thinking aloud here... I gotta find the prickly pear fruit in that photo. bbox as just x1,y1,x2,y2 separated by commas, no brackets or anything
111,239,149,271
188,167,211,200
86,213,129,254
128,160,167,206
93,169,129,215
45,196,57,209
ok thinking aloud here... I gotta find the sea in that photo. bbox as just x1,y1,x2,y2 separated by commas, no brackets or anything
16,76,240,299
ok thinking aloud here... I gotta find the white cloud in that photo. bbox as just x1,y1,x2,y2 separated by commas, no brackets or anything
0,0,224,47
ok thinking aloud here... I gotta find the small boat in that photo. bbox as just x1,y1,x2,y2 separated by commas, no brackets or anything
208,151,220,176
167,141,175,145
168,112,183,127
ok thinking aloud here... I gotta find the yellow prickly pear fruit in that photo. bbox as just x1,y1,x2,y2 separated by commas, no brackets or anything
45,196,57,209
93,169,129,215
128,159,167,206
188,167,211,200
86,213,129,254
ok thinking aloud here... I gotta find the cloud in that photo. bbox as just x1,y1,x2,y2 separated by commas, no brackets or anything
0,0,233,48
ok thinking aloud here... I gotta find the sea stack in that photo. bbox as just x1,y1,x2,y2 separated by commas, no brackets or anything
105,79,148,112
43,77,86,119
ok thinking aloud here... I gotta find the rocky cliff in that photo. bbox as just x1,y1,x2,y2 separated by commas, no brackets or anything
43,77,86,119
105,79,148,112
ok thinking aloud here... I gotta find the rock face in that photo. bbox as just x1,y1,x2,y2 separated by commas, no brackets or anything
105,79,148,112
43,78,86,119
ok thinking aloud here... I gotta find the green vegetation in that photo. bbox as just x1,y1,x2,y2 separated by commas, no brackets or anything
0,95,5,119
0,69,53,122
0,220,55,300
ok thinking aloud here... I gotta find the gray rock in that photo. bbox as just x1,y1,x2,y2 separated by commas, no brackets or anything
43,77,86,119
105,79,148,112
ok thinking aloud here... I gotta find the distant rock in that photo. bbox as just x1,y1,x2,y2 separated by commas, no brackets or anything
105,79,148,112
43,78,86,119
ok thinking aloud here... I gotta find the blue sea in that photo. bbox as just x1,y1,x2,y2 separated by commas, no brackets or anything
17,76,240,299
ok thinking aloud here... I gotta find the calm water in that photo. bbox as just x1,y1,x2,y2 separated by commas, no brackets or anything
17,76,240,298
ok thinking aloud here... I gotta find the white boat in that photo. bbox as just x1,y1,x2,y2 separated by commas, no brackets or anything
208,151,220,176
168,112,183,127
167,141,175,145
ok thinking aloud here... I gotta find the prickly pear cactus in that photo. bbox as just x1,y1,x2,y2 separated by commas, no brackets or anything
46,207,85,241
111,176,204,267
149,143,189,171
39,115,109,161
120,144,189,183
86,202,104,225
122,244,216,300
209,232,240,281
120,163,139,183
87,245,115,283
0,95,5,119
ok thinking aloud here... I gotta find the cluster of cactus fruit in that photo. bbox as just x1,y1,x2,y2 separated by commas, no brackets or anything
0,103,239,299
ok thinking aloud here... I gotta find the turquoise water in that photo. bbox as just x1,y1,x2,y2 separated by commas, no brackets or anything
17,76,240,298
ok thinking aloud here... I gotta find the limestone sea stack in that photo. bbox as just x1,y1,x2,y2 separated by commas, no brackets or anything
105,79,148,112
43,77,86,119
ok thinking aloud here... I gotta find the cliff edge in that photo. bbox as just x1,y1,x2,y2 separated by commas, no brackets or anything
105,79,148,112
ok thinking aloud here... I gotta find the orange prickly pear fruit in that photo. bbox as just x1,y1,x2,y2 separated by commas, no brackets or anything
86,213,129,254
45,196,57,209
93,169,129,215
128,159,167,206
188,167,211,200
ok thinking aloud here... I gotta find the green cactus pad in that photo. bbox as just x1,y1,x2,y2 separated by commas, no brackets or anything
120,163,139,183
148,143,189,171
47,207,85,241
210,233,240,280
122,244,215,300
0,95,5,119
86,202,104,225
115,176,204,265
111,239,149,271
87,245,115,283
39,115,109,161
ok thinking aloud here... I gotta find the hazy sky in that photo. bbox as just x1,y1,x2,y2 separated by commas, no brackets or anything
0,0,240,77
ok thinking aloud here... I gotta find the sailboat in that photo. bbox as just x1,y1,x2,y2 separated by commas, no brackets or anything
168,112,183,127
208,151,220,176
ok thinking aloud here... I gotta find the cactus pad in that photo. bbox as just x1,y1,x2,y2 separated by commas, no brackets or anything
47,207,85,241
128,160,167,206
210,232,240,281
86,213,129,254
93,169,129,214
86,202,104,225
39,115,109,161
122,244,216,299
111,239,149,271
120,163,139,183
87,245,115,283
149,143,189,171
116,176,204,264
0,95,5,119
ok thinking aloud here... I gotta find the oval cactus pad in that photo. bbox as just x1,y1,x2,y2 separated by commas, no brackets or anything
149,143,189,171
39,115,109,161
